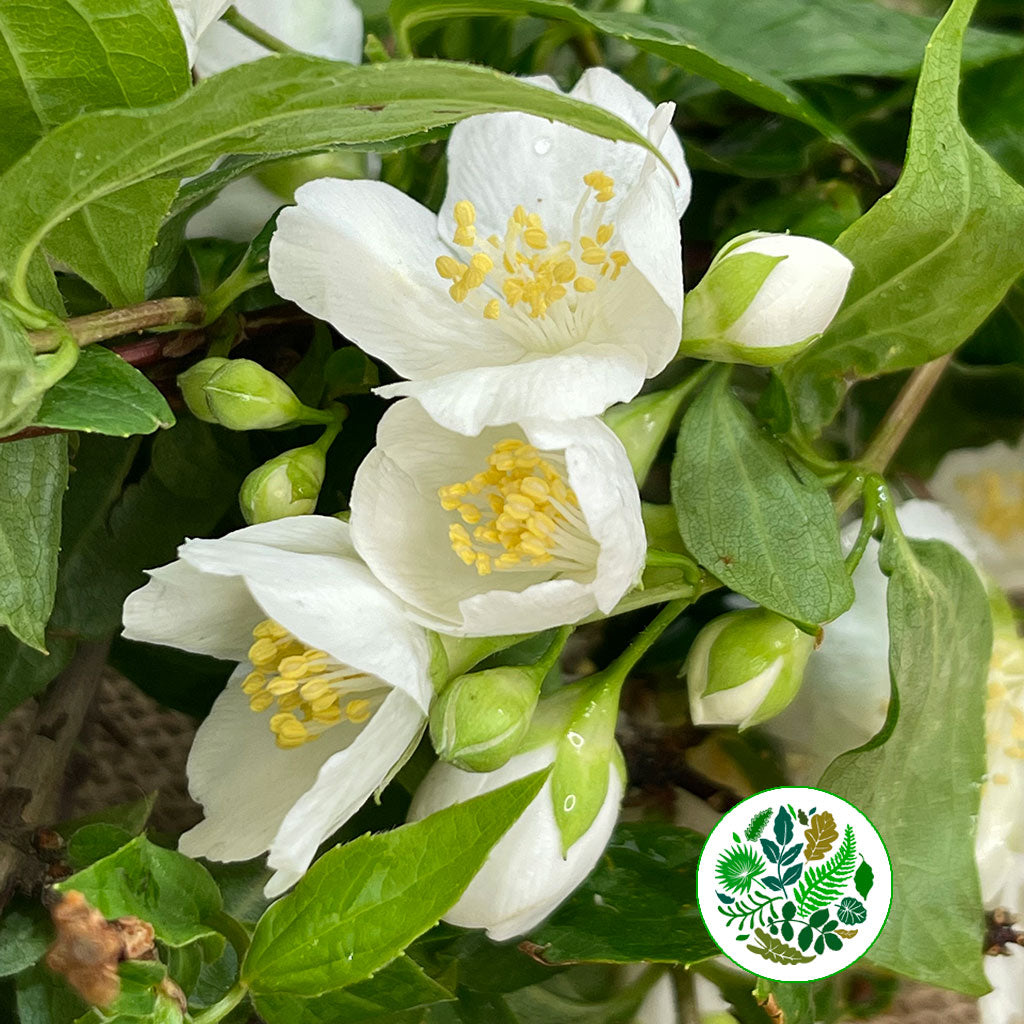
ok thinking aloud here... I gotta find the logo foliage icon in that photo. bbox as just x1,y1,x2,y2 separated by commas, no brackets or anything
697,787,892,982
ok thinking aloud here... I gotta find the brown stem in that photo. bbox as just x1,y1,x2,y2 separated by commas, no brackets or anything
833,353,953,515
0,641,110,906
29,298,206,354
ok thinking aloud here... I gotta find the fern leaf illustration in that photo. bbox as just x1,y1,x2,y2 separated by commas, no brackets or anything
803,811,839,861
793,825,856,914
745,808,772,841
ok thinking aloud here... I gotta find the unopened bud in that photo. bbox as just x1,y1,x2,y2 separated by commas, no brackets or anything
604,381,691,485
686,608,814,729
681,232,853,366
430,665,543,772
239,445,326,524
179,357,307,430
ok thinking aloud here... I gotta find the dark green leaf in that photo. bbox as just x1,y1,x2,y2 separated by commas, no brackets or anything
253,956,455,1024
0,907,50,977
57,792,157,842
34,347,174,437
784,0,1024,432
15,966,86,1024
324,347,381,399
0,628,74,720
855,858,875,901
391,0,863,160
647,0,1022,81
670,370,853,625
822,538,991,994
0,57,664,315
243,769,549,995
773,806,794,846
66,824,135,869
529,823,717,965
0,434,67,650
56,835,224,949
963,56,1024,184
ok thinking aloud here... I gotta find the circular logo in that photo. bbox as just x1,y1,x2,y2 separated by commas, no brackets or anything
697,786,892,982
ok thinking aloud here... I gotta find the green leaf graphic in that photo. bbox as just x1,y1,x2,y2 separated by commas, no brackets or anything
774,806,795,847
746,927,816,965
855,858,875,901
746,808,772,841
793,826,856,914
837,897,868,925
716,845,766,894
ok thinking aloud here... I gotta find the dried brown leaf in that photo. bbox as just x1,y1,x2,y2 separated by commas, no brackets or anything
803,811,839,861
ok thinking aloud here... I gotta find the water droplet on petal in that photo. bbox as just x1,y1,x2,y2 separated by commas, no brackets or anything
533,136,552,156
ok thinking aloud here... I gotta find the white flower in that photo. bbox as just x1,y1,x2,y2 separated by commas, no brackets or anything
930,437,1024,592
122,516,431,897
349,399,646,637
682,233,853,366
171,0,363,73
269,67,690,436
407,743,622,940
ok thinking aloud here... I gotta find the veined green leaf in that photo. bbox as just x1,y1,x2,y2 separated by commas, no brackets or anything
0,56,665,315
0,433,67,650
783,0,1024,433
390,0,863,161
670,369,853,626
56,835,224,950
647,0,1022,81
821,537,991,995
34,346,175,437
242,769,549,995
0,0,190,304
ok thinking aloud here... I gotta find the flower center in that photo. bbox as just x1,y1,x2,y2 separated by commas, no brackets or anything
955,468,1024,542
243,619,382,749
438,438,599,577
435,170,630,325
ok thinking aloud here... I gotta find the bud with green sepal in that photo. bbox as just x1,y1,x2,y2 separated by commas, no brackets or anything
680,232,853,366
179,357,336,431
430,627,571,772
686,607,815,729
238,406,347,524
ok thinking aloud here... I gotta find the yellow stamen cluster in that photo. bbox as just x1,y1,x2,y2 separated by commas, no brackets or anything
987,637,1024,782
243,619,375,749
434,170,630,321
438,438,595,577
956,469,1024,543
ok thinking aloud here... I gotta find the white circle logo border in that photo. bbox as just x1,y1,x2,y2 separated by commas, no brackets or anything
696,786,893,983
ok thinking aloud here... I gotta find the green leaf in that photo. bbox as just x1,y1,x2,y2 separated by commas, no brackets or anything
0,627,75,719
66,824,136,869
253,956,455,1024
821,537,991,995
854,858,875,901
783,0,1024,433
0,906,50,977
670,370,853,625
793,826,856,915
0,434,68,649
56,835,224,950
57,792,157,842
528,823,718,965
746,927,815,965
0,57,665,314
647,0,1022,81
963,56,1024,184
0,0,190,303
242,768,549,995
34,346,174,437
15,966,86,1024
391,0,864,161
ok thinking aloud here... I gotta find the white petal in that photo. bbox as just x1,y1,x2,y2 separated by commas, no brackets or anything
376,345,648,437
633,975,677,1024
265,690,425,896
194,0,363,76
210,514,359,557
930,440,1024,591
407,744,622,940
170,0,232,64
180,537,431,710
185,176,282,243
441,68,689,241
121,559,257,661
269,179,519,379
179,664,362,863
981,946,1024,1024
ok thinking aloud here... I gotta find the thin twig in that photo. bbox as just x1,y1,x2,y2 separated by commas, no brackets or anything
833,353,953,515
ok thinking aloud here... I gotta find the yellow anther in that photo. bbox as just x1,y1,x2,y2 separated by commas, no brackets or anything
266,676,300,697
596,224,614,245
528,510,556,535
520,477,550,500
435,255,463,280
278,655,310,679
454,226,476,247
241,672,265,695
596,188,614,202
484,299,501,320
495,553,522,568
475,553,493,576
449,280,470,303
346,699,372,723
488,233,501,247
313,706,342,725
584,170,614,189
994,772,1012,785
512,205,528,225
459,503,482,524
546,285,566,303
278,692,303,711
253,620,287,640
455,547,476,566
248,637,281,667
553,258,576,283
249,691,275,713
506,493,535,515
300,679,331,702
574,277,597,292
470,252,494,273
524,228,548,249
581,247,606,266
454,200,476,227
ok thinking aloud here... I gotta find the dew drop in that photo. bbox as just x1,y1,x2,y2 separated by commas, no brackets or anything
567,730,584,749
533,136,552,156
563,794,576,812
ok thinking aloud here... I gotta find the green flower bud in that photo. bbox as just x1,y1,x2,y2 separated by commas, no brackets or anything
178,357,228,423
604,385,690,485
239,445,327,524
686,608,814,729
680,232,853,367
430,665,543,772
179,357,311,430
